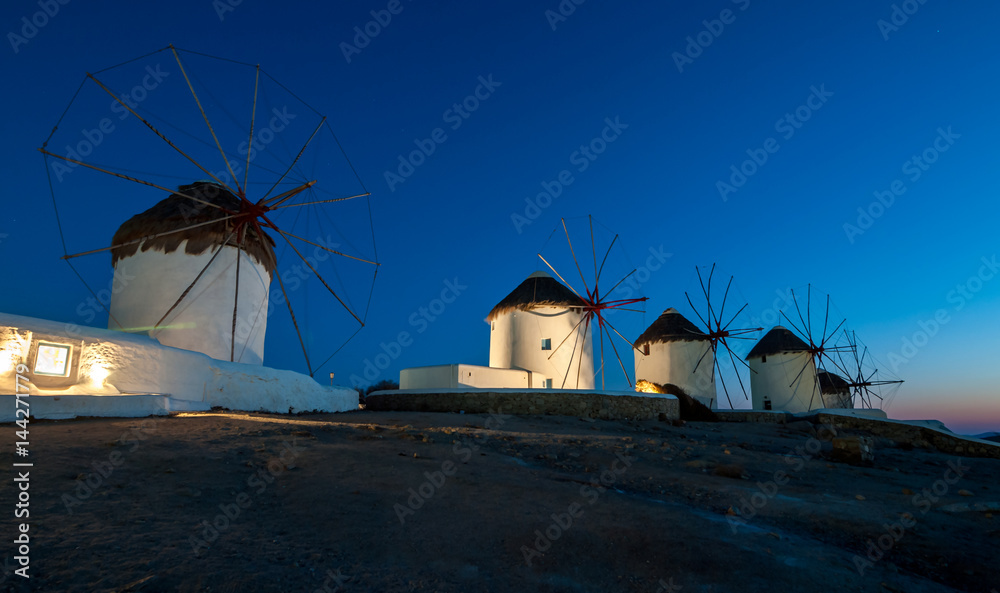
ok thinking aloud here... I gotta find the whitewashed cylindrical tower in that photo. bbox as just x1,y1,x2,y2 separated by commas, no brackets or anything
487,271,594,389
817,370,852,409
108,182,275,365
746,326,820,413
633,308,717,408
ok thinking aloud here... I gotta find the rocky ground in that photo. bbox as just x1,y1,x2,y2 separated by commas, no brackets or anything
1,410,997,592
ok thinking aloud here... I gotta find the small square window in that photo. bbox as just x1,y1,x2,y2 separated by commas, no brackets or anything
541,338,551,351
34,342,72,377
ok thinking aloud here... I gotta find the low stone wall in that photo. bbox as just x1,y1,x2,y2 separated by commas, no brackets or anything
716,409,999,459
364,389,679,421
813,413,1000,460
715,410,794,424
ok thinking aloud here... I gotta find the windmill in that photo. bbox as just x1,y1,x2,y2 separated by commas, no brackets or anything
831,330,905,410
535,216,648,390
746,284,893,413
683,264,763,408
39,45,379,377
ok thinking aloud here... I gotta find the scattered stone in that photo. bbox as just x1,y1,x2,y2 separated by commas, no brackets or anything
713,464,750,480
830,436,874,465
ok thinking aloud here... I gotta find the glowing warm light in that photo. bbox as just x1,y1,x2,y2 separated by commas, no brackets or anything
635,379,665,394
88,363,110,386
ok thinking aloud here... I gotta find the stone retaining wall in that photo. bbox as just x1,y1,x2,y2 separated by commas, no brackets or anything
716,410,999,459
364,389,679,421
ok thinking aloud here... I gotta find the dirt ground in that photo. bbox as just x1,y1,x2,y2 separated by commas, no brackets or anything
1,410,997,593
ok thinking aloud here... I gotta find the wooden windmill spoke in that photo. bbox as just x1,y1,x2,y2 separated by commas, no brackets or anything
780,309,810,344
152,229,237,334
595,234,618,287
39,149,229,218
601,317,643,354
268,192,371,210
243,65,260,194
590,215,599,296
724,345,751,402
275,229,379,266
260,180,316,208
717,275,734,329
267,215,362,326
271,264,313,376
684,291,712,331
59,213,238,260
261,116,327,202
82,73,239,196
230,235,243,362
719,339,755,372
805,285,813,344
721,303,751,332
715,356,734,409
604,322,633,388
692,341,714,374
547,313,590,361
537,254,587,303
601,269,638,299
170,45,243,196
598,319,606,390
696,264,717,331
562,218,592,299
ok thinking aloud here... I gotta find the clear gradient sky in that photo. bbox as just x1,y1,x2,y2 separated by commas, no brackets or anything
2,0,998,434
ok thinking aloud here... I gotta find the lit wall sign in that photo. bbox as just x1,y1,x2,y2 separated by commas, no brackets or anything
33,342,72,377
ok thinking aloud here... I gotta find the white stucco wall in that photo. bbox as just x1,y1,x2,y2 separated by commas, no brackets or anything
401,364,544,389
634,339,717,408
109,242,270,365
489,306,594,389
0,313,356,416
749,351,821,413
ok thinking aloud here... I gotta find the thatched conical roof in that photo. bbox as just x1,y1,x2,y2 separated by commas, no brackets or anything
817,370,850,394
634,308,708,348
486,271,584,321
110,182,277,276
746,326,809,359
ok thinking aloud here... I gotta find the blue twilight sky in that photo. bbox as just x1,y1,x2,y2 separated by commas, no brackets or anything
1,0,999,433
